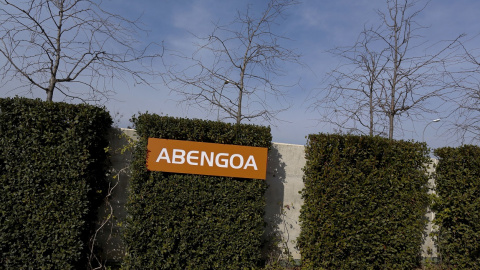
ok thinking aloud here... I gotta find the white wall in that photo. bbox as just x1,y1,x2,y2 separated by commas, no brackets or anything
264,142,306,260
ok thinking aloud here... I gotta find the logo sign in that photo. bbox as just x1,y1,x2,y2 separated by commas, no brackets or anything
146,138,268,179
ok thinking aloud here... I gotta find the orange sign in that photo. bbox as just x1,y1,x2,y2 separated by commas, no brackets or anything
146,138,268,179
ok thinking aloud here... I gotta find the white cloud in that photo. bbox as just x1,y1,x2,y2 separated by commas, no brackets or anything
171,1,214,33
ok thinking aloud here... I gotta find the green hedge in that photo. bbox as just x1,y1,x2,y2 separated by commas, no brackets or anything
433,145,480,269
0,97,112,269
298,134,430,269
122,114,272,269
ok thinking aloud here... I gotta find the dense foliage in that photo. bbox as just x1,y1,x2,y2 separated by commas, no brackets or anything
298,134,431,269
122,114,272,269
433,145,480,269
0,97,112,269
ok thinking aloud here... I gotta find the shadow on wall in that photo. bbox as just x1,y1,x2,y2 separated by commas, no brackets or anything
94,128,137,265
263,145,288,262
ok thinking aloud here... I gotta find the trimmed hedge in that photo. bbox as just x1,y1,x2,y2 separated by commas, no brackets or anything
122,114,272,269
433,145,480,269
0,97,112,269
298,134,430,269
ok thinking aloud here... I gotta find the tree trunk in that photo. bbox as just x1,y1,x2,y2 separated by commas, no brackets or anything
369,84,374,136
46,76,56,102
237,63,246,126
46,90,54,102
389,113,394,140
236,89,242,126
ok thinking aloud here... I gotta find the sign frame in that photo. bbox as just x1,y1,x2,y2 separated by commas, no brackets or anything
146,138,268,179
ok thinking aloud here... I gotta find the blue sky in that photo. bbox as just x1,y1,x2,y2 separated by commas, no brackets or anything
4,0,480,149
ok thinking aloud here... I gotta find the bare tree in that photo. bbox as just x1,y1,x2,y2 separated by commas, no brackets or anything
372,0,462,140
0,0,162,102
443,40,480,143
311,27,389,136
313,0,462,140
163,0,300,125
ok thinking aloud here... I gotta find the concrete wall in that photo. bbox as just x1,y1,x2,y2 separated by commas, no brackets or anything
264,142,306,260
97,129,437,262
424,159,438,258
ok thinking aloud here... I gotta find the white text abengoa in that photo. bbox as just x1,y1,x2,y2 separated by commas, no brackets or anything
155,148,258,170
